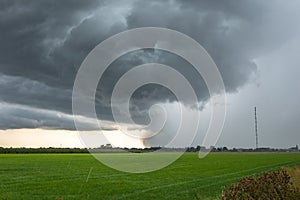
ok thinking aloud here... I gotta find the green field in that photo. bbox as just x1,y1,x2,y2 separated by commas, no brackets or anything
1,153,300,200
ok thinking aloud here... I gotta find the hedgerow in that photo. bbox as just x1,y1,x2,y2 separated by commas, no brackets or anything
222,169,300,200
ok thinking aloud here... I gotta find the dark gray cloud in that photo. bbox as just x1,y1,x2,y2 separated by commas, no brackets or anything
0,0,299,130
0,102,76,130
126,0,297,92
0,0,105,87
0,74,72,113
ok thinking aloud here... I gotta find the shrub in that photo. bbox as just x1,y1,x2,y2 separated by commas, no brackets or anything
222,169,300,200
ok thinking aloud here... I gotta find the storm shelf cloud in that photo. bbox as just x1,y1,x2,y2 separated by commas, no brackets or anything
0,0,300,148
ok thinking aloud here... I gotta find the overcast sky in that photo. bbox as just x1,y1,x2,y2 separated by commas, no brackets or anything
0,0,299,148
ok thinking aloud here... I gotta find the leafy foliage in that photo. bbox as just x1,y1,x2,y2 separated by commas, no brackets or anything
222,169,300,200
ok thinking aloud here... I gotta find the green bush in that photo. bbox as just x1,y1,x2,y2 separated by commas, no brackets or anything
222,169,300,200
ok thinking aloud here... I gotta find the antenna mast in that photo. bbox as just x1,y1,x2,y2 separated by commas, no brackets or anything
254,107,258,149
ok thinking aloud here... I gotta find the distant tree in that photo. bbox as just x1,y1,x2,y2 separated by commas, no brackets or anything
222,147,228,151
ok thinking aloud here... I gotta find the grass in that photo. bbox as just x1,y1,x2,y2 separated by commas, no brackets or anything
0,153,300,200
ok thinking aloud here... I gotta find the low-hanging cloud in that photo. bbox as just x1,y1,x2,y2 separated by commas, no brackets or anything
0,0,299,130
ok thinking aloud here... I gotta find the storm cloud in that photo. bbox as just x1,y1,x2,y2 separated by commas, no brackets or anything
0,0,299,130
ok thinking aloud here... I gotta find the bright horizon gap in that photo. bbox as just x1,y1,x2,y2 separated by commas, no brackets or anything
0,128,297,149
0,128,145,148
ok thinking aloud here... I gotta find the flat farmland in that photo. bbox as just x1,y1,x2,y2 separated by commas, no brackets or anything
1,153,300,200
